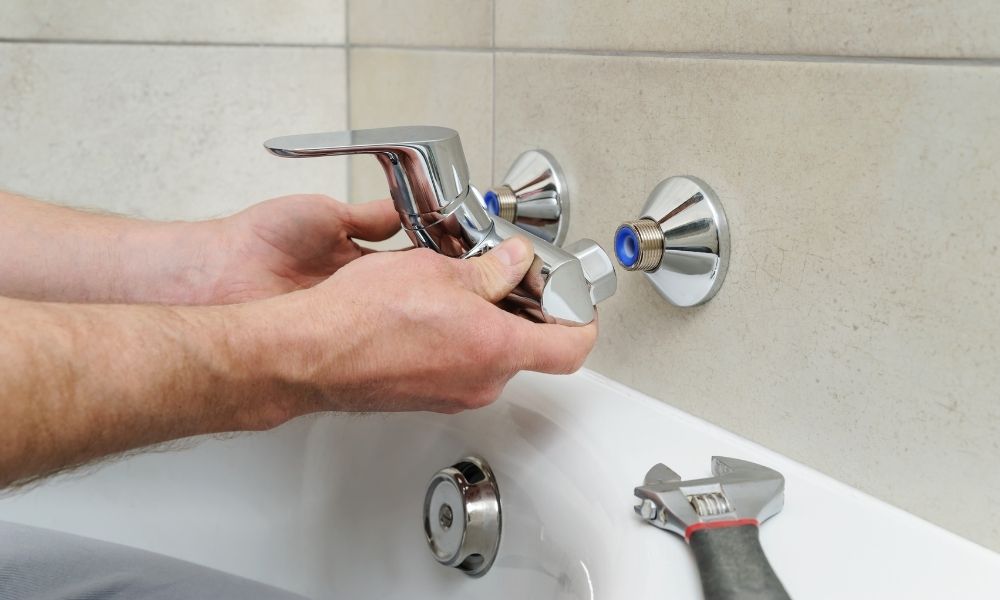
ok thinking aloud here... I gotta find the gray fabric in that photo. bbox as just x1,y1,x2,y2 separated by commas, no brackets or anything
0,521,307,600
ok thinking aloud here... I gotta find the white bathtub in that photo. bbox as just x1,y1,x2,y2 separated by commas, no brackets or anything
1,369,997,598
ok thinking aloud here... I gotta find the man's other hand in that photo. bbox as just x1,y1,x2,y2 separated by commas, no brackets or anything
197,195,400,304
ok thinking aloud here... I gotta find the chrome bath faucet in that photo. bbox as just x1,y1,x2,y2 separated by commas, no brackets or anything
264,126,615,325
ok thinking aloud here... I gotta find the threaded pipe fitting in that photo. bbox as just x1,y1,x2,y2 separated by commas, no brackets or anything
486,185,518,222
615,219,664,272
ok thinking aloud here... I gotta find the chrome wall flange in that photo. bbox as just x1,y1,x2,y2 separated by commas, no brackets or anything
615,176,730,307
423,456,501,577
484,150,569,246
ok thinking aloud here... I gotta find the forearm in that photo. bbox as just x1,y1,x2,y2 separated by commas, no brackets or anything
0,191,222,304
0,296,296,488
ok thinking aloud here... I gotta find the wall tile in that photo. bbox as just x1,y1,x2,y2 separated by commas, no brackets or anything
495,53,1000,549
496,1,1000,58
0,1,345,45
348,0,492,47
0,43,347,220
349,48,492,226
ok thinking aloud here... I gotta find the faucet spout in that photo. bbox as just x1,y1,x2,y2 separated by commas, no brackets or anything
263,126,616,324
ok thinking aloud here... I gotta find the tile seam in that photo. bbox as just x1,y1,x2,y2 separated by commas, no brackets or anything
0,38,345,49
339,43,1000,67
345,0,353,202
491,0,497,185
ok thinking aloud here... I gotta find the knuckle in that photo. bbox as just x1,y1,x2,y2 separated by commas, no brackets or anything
474,266,497,296
566,351,588,373
456,393,479,411
532,333,591,374
297,193,337,209
548,358,575,375
559,342,591,374
463,385,502,410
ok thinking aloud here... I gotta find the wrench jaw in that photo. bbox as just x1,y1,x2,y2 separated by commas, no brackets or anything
643,463,683,486
635,462,696,536
718,474,785,525
634,486,701,537
713,456,786,526
633,456,786,538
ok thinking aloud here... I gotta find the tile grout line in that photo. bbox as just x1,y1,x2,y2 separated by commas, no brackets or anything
345,0,353,202
502,47,1000,67
4,37,997,67
0,37,345,49
491,0,497,185
341,43,1000,68
342,43,493,54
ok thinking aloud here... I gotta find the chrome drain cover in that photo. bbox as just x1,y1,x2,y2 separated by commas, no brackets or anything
423,456,501,577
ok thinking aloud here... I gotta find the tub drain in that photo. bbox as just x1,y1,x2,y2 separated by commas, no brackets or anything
423,456,501,577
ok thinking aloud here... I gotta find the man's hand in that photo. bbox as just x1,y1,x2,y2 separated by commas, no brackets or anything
193,194,401,304
0,191,400,306
235,236,598,421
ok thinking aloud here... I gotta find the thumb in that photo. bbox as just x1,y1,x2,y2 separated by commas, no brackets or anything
458,236,534,302
342,199,401,242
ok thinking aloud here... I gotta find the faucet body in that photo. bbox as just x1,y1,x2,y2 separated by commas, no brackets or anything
264,126,615,325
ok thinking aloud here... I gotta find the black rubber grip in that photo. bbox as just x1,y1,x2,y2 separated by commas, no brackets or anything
688,524,791,600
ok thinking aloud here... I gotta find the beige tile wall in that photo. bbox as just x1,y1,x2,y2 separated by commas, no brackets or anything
496,1,1000,58
349,1,1000,550
0,4,346,221
0,44,347,220
0,1,345,45
349,0,491,47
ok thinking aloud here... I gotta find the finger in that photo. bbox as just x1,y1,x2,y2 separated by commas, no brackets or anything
343,199,400,242
454,237,534,303
509,317,598,375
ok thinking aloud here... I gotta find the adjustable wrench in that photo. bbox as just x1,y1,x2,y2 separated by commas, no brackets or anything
634,457,791,600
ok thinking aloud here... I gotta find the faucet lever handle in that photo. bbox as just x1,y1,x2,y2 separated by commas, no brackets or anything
264,126,471,217
264,126,458,158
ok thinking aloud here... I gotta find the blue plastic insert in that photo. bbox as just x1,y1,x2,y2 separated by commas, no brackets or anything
483,190,500,216
615,225,640,268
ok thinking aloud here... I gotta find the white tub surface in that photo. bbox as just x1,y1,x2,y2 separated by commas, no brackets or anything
1,369,997,598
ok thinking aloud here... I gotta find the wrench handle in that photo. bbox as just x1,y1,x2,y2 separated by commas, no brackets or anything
688,524,791,600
